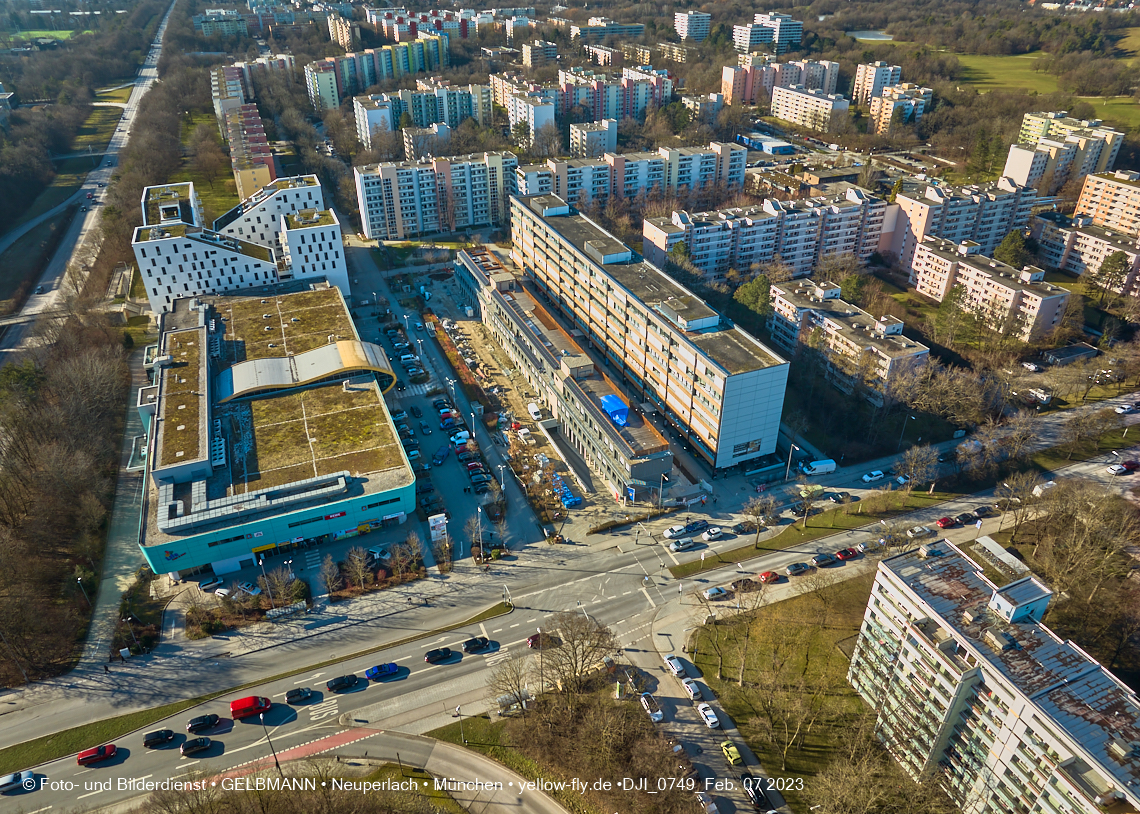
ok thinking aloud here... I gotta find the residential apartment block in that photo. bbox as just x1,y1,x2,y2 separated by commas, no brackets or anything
674,10,710,41
353,83,491,148
570,17,645,41
583,44,622,67
510,194,790,469
213,175,325,249
642,187,886,279
327,13,359,49
620,43,653,65
506,94,556,148
911,237,1068,341
1032,211,1140,290
656,42,696,63
222,104,275,201
570,119,617,158
770,85,850,132
403,122,451,160
210,65,248,123
304,36,450,109
887,178,1039,274
522,39,557,68
721,56,838,105
1074,170,1140,237
769,280,928,391
1018,111,1123,175
682,93,724,125
516,158,611,202
852,61,902,106
732,12,803,54
354,151,518,240
454,247,672,502
869,84,933,135
232,53,295,89
849,541,1140,814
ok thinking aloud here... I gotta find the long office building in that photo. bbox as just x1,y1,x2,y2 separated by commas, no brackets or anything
732,12,803,54
570,16,645,41
769,280,928,393
849,540,1140,814
454,247,672,502
643,187,887,280
887,178,1039,274
304,36,450,110
770,85,850,132
1074,170,1140,237
911,237,1068,341
1018,111,1124,175
852,61,902,106
136,285,413,579
511,194,789,470
354,151,518,240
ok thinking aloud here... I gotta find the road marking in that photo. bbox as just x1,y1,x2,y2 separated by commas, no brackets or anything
640,587,657,607
76,789,105,800
308,699,340,722
622,590,632,596
509,622,520,628
491,628,502,633
25,807,53,814
135,774,153,782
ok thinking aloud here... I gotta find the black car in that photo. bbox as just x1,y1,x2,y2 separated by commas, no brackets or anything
432,399,451,410
286,687,312,704
420,496,441,509
731,520,758,534
457,452,475,463
396,380,406,391
402,439,420,450
828,491,851,504
186,714,219,733
425,647,453,664
410,405,423,418
790,503,808,517
143,729,176,748
416,481,435,494
684,519,709,534
180,737,211,756
474,484,491,495
462,636,489,653
955,512,976,525
326,674,359,693
740,772,773,809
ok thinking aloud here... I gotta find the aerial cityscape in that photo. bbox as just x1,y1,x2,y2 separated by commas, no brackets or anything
2,0,1140,812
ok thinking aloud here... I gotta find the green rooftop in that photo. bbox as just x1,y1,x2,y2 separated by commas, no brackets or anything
285,209,336,229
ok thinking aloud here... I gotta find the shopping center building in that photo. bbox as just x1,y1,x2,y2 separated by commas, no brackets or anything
137,283,414,577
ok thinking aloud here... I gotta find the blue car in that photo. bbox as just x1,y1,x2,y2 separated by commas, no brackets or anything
365,663,399,681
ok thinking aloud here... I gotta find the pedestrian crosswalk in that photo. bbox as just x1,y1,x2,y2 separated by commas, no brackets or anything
303,548,322,571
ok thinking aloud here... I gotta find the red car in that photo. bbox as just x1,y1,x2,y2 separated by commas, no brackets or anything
936,517,956,529
77,744,117,766
757,571,779,584
1124,460,1140,472
835,548,858,561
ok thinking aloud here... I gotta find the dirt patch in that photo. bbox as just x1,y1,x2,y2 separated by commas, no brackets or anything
428,271,453,281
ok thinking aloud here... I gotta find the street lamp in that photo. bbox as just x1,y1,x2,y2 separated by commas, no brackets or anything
659,472,667,508
498,464,506,485
260,713,284,777
784,443,800,481
402,314,410,333
121,617,140,647
77,577,91,607
258,557,275,609
456,705,467,744
897,415,916,452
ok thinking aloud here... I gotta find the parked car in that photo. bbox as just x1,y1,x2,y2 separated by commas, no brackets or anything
907,525,934,539
640,692,664,723
956,512,977,525
462,636,489,653
703,586,729,601
198,577,223,592
1108,462,1140,475
740,772,773,809
285,687,312,704
143,729,176,748
862,470,885,483
702,527,723,541
238,581,261,596
695,790,720,814
812,552,836,567
731,578,759,593
973,505,995,518
186,714,219,733
720,740,743,765
681,677,701,700
77,745,117,766
835,548,858,561
731,520,758,534
527,632,558,649
696,702,720,729
663,524,687,539
425,647,453,664
664,654,686,677
785,562,810,577
391,410,408,421
326,675,359,693
1116,404,1135,414
1022,361,1041,372
936,517,956,529
365,663,399,680
669,537,697,553
828,491,851,503
180,737,211,756
757,570,780,583
415,480,434,494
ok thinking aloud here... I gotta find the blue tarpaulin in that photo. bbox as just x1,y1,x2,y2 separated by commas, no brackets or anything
600,395,629,427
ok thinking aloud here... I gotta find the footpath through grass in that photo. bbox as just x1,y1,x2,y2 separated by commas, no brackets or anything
1,156,97,238
0,602,512,776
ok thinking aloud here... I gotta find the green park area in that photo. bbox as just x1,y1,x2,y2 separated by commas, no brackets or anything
954,52,1060,94
95,85,134,104
72,106,121,151
0,155,96,238
170,111,240,220
6,29,89,40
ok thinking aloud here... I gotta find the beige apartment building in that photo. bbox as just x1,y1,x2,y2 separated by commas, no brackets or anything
1074,170,1140,237
1032,211,1140,291
1019,111,1124,174
510,194,790,470
868,84,932,135
911,237,1069,341
769,281,928,393
851,61,901,106
770,85,850,132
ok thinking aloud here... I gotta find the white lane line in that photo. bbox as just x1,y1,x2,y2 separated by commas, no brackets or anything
622,590,632,596
491,628,503,633
27,807,55,813
76,790,105,800
135,774,153,782
509,623,520,628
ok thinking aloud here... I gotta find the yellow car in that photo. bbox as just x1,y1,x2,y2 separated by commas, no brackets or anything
720,740,743,765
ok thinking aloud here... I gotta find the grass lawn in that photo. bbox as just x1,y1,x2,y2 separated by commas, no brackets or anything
1115,26,1140,62
169,168,239,224
365,765,466,814
128,267,147,300
0,602,512,776
72,106,121,151
1030,421,1136,472
1077,96,1140,131
7,29,88,39
670,490,957,578
122,315,155,349
955,52,1060,94
691,572,874,813
96,85,134,104
0,206,75,311
0,155,98,238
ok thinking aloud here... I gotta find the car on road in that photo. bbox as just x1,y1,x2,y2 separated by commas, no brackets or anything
462,636,489,653
1108,463,1130,475
425,647,453,664
731,520,758,534
681,677,701,700
731,577,759,593
785,562,810,577
391,410,408,421
835,548,858,561
669,537,697,553
77,744,117,766
936,517,956,529
238,581,261,596
326,675,359,693
663,524,687,539
419,421,432,434
702,527,723,541
34,285,44,294
828,491,851,503
956,512,977,525
896,474,911,485
285,687,312,704
395,380,406,391
857,540,884,554
757,571,780,584
907,525,934,539
720,740,743,765
180,737,211,756
640,692,664,722
740,772,773,809
664,654,686,677
0,769,34,793
973,505,995,518
1116,404,1135,414
410,405,423,418
862,470,885,483
143,729,176,748
186,714,219,733
703,586,729,601
365,663,399,681
696,702,720,729
685,519,710,534
812,552,836,567
695,790,720,814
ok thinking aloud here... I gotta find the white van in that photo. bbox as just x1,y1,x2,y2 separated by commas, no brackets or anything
399,354,418,364
800,459,836,476
527,402,542,421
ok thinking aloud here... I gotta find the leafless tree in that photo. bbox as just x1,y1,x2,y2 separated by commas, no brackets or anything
486,651,534,715
343,546,373,590
742,494,778,547
319,554,342,595
541,611,618,712
899,443,939,492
